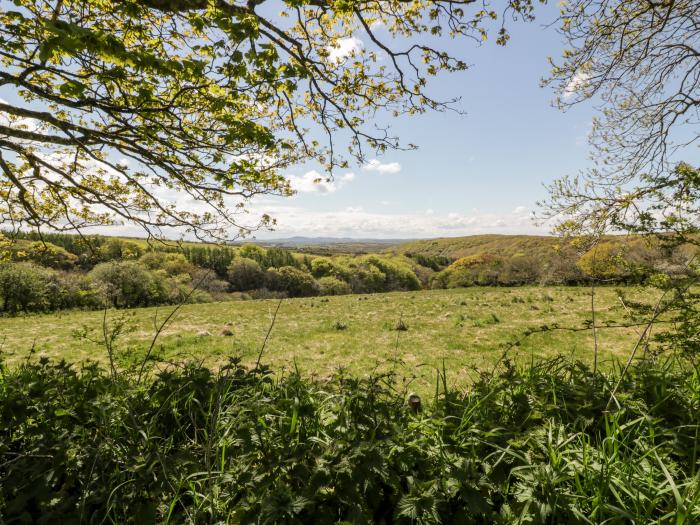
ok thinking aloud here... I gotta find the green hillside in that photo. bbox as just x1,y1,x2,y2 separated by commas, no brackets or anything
388,234,564,260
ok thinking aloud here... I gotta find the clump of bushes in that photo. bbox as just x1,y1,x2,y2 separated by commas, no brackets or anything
226,257,266,291
0,356,698,523
429,237,699,289
265,265,320,297
222,253,422,299
4,239,79,270
89,261,168,308
0,256,211,314
317,275,352,296
0,262,62,313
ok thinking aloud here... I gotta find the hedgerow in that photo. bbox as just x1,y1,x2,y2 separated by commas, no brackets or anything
1,355,698,523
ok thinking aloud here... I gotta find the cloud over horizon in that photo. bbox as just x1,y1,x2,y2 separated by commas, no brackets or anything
86,202,546,241
242,202,545,239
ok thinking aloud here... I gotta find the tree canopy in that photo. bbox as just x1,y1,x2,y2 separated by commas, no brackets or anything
0,0,538,240
542,0,700,238
547,0,700,179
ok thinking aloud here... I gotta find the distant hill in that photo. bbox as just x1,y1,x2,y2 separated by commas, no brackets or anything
243,236,407,255
388,235,564,261
252,236,405,246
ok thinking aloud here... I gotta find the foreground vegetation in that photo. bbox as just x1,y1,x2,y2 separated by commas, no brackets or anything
1,354,698,524
0,286,651,392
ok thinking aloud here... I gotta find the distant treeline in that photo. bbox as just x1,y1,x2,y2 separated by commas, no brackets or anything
421,236,696,288
0,231,694,314
0,232,420,314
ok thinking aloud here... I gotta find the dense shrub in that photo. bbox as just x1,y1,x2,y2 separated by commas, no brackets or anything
46,271,105,311
346,262,387,293
577,241,631,280
191,269,230,294
161,273,212,304
0,262,56,313
140,251,194,277
3,230,109,263
497,254,541,285
5,240,78,270
89,261,166,308
310,257,336,278
0,262,108,313
0,356,698,523
540,250,587,284
362,255,421,291
266,265,320,297
431,254,505,288
226,257,266,291
409,252,451,271
98,238,143,261
4,232,698,298
317,275,352,295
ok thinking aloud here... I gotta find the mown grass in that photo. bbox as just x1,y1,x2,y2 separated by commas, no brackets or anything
0,286,656,393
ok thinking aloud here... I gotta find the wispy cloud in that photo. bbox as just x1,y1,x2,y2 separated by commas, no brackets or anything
362,159,401,174
245,202,545,238
287,170,355,194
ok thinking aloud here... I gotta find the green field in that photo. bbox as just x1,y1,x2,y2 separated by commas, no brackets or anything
0,285,654,391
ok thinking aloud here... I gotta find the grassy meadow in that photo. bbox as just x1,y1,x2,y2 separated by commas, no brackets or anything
0,285,655,392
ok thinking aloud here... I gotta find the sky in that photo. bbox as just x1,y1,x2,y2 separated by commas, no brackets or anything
244,3,598,240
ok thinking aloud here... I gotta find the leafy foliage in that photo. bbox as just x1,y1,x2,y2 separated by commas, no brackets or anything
0,355,698,523
227,257,266,292
265,265,320,297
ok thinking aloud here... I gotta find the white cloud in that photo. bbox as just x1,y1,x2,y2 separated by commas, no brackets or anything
328,37,364,63
563,71,590,99
287,170,355,194
83,195,549,241
362,159,401,174
243,201,547,239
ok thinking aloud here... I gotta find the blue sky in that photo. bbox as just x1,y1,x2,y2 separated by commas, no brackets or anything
249,3,599,239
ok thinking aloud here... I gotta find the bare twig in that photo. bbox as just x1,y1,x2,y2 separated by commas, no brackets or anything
254,298,283,372
591,279,599,373
101,308,116,381
393,311,404,369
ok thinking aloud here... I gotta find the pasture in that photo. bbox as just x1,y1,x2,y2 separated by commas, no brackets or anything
0,286,654,392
